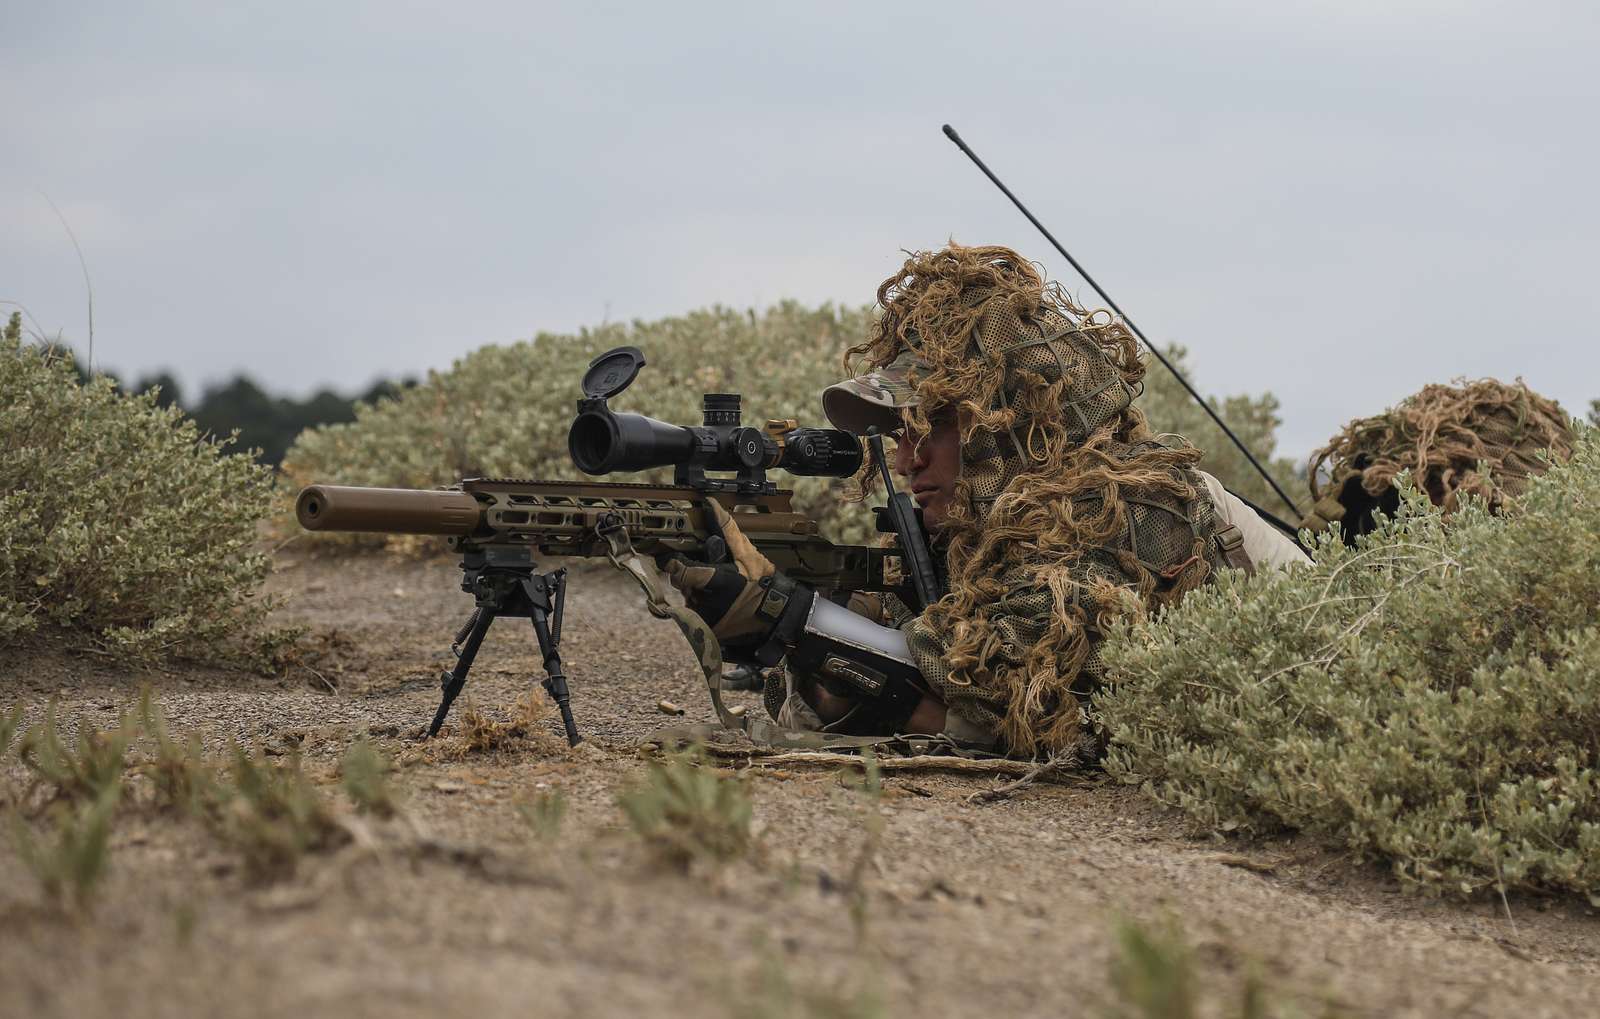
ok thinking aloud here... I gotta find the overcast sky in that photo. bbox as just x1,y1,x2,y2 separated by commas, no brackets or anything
6,1,1597,456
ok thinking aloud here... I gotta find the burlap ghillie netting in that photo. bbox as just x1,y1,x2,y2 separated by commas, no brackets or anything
810,243,1240,757
1302,379,1575,541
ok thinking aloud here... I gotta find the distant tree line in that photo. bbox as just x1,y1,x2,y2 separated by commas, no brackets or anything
68,359,413,466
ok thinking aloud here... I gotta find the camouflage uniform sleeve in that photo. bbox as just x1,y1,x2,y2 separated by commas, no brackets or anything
901,555,1124,746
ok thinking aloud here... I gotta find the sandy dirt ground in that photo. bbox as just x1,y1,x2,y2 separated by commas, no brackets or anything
3,549,1598,1019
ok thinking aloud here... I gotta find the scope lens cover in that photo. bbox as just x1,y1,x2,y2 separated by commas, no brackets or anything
581,346,646,400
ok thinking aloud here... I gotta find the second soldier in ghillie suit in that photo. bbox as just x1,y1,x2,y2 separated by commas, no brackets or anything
1300,379,1576,544
667,243,1303,759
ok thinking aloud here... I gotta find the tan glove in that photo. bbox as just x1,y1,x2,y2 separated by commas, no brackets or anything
664,502,782,645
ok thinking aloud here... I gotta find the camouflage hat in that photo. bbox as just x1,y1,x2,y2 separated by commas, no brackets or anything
820,349,929,435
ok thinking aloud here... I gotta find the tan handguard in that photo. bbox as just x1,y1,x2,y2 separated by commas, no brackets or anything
295,484,484,535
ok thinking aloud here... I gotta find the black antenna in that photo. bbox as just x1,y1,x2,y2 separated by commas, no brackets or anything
941,124,1302,520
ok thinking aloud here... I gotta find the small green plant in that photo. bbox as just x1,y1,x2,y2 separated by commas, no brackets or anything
134,688,214,815
0,703,22,757
515,789,567,841
1106,917,1206,1019
172,900,198,946
10,781,122,913
737,952,886,1019
17,701,131,805
837,750,885,941
208,743,346,881
618,748,752,869
339,738,400,817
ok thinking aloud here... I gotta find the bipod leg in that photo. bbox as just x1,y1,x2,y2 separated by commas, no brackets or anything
428,608,496,738
525,572,580,746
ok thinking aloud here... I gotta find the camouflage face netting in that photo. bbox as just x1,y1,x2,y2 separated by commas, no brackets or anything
800,243,1244,756
1301,379,1576,539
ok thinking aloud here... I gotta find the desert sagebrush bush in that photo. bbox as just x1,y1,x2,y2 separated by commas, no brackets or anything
618,748,752,869
1097,427,1600,898
283,306,1292,551
0,313,292,665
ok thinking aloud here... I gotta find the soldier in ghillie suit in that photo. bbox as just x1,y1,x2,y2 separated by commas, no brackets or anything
667,243,1304,758
1300,379,1576,544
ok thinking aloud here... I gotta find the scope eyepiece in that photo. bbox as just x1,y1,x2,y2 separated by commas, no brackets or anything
774,427,863,477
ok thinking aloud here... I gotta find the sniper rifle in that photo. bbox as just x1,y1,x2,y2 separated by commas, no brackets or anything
295,346,939,746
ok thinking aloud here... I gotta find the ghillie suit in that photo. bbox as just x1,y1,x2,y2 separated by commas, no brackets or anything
1301,379,1575,544
785,243,1256,757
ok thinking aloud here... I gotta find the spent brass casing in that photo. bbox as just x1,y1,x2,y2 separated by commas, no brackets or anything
295,485,484,535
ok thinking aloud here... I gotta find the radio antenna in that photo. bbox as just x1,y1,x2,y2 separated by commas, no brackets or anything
941,124,1302,519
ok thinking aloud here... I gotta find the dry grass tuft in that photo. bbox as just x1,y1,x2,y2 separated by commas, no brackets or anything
618,747,752,870
445,692,552,758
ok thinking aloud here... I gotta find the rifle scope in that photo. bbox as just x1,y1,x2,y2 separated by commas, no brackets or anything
569,394,863,479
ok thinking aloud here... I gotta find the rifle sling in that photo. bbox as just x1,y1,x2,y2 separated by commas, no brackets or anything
599,521,980,755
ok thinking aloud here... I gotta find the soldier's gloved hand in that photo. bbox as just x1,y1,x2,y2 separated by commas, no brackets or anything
664,502,801,652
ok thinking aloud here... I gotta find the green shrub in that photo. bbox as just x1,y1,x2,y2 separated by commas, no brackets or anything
1096,427,1600,898
0,314,292,665
283,306,1293,551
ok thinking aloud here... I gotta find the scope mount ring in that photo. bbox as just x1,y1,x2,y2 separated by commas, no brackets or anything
581,346,646,401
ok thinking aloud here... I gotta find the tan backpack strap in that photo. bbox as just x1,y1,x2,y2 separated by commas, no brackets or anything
1212,522,1255,575
599,520,747,732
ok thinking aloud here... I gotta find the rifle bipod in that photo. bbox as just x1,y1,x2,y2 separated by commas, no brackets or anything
427,565,581,745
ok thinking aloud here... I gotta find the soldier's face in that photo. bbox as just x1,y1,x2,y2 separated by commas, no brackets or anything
893,408,960,531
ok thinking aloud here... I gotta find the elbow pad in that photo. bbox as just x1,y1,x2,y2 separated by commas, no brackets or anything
761,579,927,734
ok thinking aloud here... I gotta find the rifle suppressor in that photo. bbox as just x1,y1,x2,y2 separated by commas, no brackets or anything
295,485,484,535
